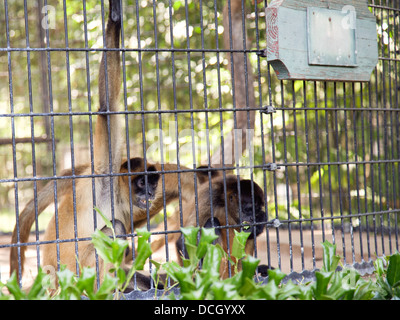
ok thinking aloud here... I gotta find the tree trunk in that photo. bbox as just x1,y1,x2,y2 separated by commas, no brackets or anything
211,0,256,168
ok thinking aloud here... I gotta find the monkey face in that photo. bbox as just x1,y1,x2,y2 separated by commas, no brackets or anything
232,179,266,239
209,176,267,239
121,158,161,209
131,166,160,209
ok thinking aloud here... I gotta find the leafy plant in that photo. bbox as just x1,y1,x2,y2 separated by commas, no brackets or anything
373,253,400,300
157,234,380,300
160,228,261,300
90,208,152,298
1,209,153,300
3,220,400,300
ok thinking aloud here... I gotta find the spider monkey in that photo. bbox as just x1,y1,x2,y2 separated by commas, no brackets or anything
9,0,197,290
175,174,269,278
150,168,270,278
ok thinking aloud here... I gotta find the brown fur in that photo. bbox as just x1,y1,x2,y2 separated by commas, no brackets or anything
10,159,199,284
9,166,86,279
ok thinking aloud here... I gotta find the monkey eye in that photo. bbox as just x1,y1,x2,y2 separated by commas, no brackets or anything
137,177,145,188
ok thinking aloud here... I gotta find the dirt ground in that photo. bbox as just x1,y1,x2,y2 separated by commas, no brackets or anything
0,228,394,291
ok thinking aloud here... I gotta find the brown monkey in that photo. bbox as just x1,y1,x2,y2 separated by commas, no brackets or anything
10,158,196,288
176,174,268,278
9,0,197,290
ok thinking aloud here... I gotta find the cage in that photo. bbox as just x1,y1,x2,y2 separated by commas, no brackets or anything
0,0,399,299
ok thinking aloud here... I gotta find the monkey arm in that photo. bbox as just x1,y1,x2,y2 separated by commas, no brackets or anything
94,0,122,175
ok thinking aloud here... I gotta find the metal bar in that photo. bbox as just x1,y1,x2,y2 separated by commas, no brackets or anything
3,105,400,119
22,0,41,276
0,137,56,145
4,0,23,287
62,0,80,275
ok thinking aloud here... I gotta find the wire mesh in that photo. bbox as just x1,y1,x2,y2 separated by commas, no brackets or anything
0,0,399,294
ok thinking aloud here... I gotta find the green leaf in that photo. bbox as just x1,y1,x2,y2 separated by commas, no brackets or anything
162,261,182,283
150,259,163,290
297,285,313,300
375,276,393,299
173,267,196,294
277,281,301,300
241,255,260,281
5,272,26,300
321,241,340,272
231,230,250,261
181,226,200,247
387,253,400,287
258,279,279,300
117,268,127,288
0,282,10,300
150,259,162,270
95,273,117,300
111,238,129,267
353,280,377,300
374,258,385,279
133,228,152,270
211,282,238,300
57,268,81,300
239,277,258,297
91,229,114,264
27,268,48,300
325,270,352,300
76,267,96,299
267,268,287,286
313,271,334,300
196,228,219,260
201,244,222,280
94,207,114,238
180,227,200,264
185,243,199,265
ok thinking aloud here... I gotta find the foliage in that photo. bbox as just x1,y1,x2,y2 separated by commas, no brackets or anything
373,253,400,299
158,230,382,300
2,223,400,300
0,209,153,300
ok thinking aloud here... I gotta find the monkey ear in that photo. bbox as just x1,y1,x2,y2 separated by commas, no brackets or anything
196,165,220,184
147,165,160,185
204,217,221,237
204,217,221,228
196,166,211,184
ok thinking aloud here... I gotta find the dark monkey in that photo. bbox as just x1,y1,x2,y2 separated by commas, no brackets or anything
177,173,270,278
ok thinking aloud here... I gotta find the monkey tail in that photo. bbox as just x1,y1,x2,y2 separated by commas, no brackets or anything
9,171,74,281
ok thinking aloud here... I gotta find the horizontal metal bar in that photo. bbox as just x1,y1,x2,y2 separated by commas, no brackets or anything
0,47,260,54
369,3,400,12
1,158,399,184
279,208,400,225
1,106,399,119
0,137,55,145
0,108,264,118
